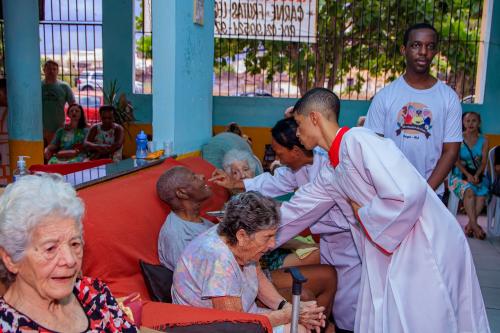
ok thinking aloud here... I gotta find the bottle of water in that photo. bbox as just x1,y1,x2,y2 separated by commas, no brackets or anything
13,156,30,182
135,131,148,159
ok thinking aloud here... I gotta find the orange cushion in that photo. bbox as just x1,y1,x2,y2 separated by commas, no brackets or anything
141,301,272,332
79,157,229,300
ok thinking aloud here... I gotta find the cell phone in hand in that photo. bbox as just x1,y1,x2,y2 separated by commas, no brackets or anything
206,210,225,218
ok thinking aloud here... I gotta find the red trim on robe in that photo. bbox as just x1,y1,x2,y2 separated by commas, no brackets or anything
328,127,350,168
354,210,393,256
329,126,393,255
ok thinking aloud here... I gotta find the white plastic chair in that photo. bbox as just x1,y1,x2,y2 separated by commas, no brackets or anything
487,146,500,237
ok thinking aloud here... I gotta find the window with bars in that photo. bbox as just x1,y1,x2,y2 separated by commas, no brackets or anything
213,0,485,103
134,0,152,94
0,18,4,79
39,0,103,123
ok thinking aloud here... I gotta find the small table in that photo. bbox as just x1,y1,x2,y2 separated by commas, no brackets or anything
63,157,172,190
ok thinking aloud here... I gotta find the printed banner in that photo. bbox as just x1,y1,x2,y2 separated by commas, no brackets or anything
215,0,317,43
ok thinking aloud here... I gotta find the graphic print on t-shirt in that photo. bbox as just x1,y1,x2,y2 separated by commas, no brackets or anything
395,102,432,138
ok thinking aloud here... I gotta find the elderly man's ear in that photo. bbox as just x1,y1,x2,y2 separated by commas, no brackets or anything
0,248,18,275
175,187,190,200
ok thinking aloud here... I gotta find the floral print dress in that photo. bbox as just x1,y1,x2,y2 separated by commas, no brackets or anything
48,126,88,164
93,124,123,162
448,135,489,200
0,277,137,332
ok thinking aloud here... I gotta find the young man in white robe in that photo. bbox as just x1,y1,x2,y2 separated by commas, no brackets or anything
282,87,489,332
211,117,361,332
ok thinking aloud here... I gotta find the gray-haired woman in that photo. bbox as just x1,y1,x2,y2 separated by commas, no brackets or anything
172,191,326,333
222,149,262,183
0,173,137,332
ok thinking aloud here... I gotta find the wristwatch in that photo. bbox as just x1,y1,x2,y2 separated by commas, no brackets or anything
277,299,288,310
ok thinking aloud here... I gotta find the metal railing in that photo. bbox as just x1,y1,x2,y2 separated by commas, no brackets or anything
214,0,484,102
134,0,152,94
39,0,103,124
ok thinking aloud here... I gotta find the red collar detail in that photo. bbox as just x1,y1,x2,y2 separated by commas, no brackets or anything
328,127,350,168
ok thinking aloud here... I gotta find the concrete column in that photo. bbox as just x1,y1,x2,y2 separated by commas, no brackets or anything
3,0,44,172
152,0,215,155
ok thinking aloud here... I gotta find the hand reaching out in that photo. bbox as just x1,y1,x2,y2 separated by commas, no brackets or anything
209,169,234,189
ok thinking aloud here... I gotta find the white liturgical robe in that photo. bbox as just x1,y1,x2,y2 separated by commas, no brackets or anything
281,126,489,332
245,152,361,331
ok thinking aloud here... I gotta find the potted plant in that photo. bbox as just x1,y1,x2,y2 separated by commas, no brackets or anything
102,79,136,130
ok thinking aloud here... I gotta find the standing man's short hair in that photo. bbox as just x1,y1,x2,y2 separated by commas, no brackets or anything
43,60,59,69
294,87,341,122
403,22,439,46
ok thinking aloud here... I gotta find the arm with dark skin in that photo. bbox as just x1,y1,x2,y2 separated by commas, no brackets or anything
427,142,460,190
45,130,80,160
84,125,111,157
109,124,124,154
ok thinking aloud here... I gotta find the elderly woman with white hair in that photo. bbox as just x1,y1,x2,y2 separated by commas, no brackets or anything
0,173,137,332
172,191,326,333
222,149,262,185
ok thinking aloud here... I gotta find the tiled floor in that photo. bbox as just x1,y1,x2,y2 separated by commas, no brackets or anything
457,214,500,332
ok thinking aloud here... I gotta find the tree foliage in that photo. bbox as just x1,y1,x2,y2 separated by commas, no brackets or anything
135,0,152,59
215,0,483,98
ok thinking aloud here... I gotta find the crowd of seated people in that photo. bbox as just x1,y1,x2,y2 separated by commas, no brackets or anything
219,146,323,270
156,166,337,333
171,191,327,333
44,104,124,165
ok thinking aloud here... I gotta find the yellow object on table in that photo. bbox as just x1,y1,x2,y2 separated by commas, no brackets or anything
145,150,165,160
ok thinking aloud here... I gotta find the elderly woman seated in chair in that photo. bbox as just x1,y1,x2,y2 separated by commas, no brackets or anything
0,173,137,332
172,191,328,333
222,149,262,189
44,104,89,164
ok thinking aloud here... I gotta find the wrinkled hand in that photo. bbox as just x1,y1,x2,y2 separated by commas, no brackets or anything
297,301,326,332
209,169,234,189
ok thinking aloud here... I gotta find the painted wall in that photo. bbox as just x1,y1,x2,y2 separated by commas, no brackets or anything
102,0,152,124
152,1,215,155
3,0,43,141
3,0,45,169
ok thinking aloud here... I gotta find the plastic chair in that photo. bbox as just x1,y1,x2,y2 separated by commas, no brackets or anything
487,146,500,237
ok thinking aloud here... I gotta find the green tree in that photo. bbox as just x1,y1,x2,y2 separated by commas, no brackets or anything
135,0,152,59
214,0,483,99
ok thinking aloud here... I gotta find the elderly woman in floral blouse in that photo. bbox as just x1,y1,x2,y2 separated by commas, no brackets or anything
0,173,137,332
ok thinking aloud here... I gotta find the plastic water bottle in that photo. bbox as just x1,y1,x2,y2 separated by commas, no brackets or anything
13,156,30,182
135,131,148,159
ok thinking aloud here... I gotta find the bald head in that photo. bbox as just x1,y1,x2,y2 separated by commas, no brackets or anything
156,166,212,212
156,166,192,207
294,88,340,122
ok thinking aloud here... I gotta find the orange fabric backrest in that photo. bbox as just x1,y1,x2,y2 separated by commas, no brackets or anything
78,157,229,300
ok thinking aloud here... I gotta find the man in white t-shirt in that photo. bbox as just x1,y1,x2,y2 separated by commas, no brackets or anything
365,23,462,195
